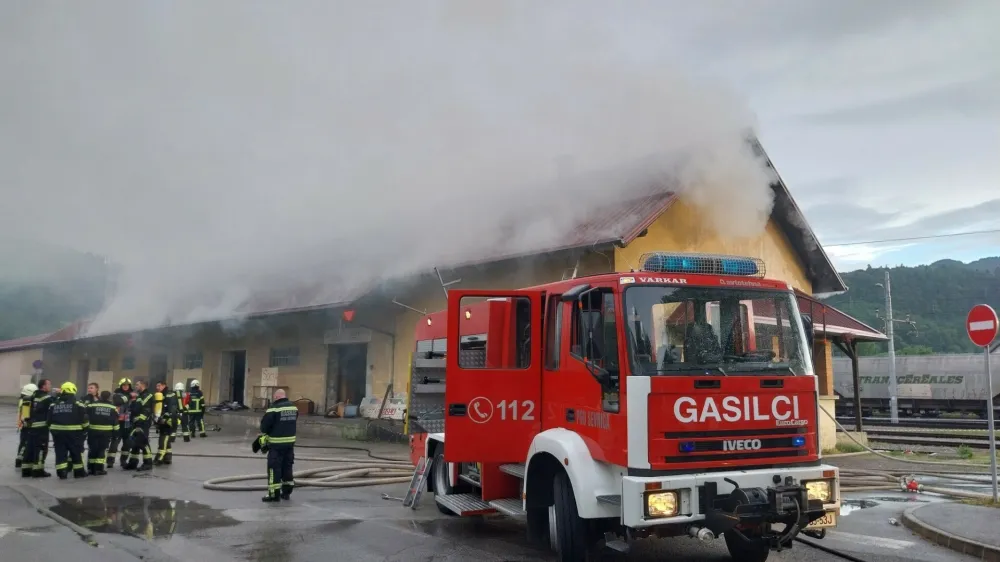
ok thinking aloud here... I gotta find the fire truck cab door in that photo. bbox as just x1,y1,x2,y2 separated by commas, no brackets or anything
444,289,543,463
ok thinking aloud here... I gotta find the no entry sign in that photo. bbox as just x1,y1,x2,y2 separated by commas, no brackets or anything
967,304,999,347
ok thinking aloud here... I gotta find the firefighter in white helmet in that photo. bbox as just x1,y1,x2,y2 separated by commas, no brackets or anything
187,380,206,438
174,382,191,442
15,383,37,469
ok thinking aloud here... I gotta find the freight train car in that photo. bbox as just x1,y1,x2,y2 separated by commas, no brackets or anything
832,353,1000,418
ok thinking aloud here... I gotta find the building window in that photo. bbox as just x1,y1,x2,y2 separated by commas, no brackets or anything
183,351,204,370
269,346,300,367
122,356,135,371
96,358,111,371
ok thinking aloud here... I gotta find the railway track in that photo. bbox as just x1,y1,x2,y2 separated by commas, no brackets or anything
835,416,991,431
859,430,994,450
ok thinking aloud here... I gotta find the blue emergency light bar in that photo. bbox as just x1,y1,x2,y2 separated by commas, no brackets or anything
639,252,767,278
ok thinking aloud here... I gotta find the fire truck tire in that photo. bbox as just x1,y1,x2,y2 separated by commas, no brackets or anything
431,447,457,516
552,471,590,561
723,530,770,562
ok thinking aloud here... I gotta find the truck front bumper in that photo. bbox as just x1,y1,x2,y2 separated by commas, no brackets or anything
621,464,840,538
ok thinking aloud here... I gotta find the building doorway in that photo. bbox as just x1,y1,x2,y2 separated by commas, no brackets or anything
219,350,248,404
231,350,247,404
326,343,367,410
76,359,89,386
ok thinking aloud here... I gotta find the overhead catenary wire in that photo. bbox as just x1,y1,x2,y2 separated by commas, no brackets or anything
823,228,1000,248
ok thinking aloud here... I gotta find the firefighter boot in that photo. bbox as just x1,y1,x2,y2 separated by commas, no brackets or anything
73,468,88,479
136,461,153,472
31,468,51,478
261,494,281,503
21,467,32,478
280,486,292,501
124,458,138,471
183,434,190,443
57,469,68,480
106,456,115,469
15,459,22,469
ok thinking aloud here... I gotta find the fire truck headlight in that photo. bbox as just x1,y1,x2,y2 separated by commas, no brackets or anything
645,491,679,518
805,480,833,502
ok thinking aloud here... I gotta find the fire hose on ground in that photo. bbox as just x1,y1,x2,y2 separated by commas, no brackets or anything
177,444,415,492
822,407,997,499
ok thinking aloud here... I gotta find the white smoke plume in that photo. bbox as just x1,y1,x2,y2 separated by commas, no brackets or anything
0,1,776,337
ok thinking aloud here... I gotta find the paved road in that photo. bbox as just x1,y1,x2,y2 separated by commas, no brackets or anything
0,406,978,561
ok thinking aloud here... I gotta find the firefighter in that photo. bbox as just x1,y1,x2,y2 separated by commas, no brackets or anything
154,381,179,465
82,382,99,405
86,390,118,475
15,383,36,469
108,378,134,469
254,389,297,502
23,379,53,478
187,380,206,438
125,378,156,471
49,381,89,479
175,382,191,442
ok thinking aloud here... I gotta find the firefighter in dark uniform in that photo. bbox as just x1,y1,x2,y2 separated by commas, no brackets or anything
174,383,191,442
87,390,118,475
187,380,206,437
23,379,53,478
255,389,297,502
154,381,179,465
125,378,156,471
15,383,36,469
48,381,89,479
83,382,99,405
108,378,134,469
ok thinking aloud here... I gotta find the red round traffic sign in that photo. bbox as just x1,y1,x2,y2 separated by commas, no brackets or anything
966,304,999,347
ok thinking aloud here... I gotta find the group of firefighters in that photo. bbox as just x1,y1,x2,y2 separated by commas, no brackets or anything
15,376,207,478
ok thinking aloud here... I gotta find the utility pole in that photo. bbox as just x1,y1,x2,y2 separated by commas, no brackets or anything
876,271,899,424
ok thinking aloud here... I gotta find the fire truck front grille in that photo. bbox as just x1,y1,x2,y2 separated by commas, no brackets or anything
657,427,812,464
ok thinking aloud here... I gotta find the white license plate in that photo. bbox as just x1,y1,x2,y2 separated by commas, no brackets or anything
806,511,837,529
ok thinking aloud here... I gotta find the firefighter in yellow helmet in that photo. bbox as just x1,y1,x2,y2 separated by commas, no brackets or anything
187,379,206,438
125,378,155,471
175,382,191,442
154,381,179,465
49,381,89,479
108,377,134,469
15,383,37,469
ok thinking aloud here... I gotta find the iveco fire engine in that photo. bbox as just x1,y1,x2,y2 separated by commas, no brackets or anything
405,252,840,562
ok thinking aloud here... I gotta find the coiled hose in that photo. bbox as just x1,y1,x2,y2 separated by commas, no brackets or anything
179,444,415,492
822,407,996,499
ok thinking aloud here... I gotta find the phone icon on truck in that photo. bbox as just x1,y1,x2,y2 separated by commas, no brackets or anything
469,397,493,424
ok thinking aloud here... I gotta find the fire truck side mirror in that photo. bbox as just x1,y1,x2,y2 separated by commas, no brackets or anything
801,314,814,346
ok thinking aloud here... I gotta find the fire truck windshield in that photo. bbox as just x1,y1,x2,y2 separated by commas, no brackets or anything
623,286,813,377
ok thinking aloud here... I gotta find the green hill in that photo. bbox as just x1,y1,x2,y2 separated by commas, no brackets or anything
821,258,1000,355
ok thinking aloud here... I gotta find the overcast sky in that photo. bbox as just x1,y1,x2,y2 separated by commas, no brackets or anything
679,1,999,269
0,1,997,332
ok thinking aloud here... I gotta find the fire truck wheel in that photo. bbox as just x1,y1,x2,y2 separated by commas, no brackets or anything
432,447,457,516
723,530,770,562
551,471,590,561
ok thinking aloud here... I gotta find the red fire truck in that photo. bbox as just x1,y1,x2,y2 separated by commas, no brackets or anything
405,252,839,561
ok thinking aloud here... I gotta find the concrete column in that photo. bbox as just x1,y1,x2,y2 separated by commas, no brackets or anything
813,339,834,396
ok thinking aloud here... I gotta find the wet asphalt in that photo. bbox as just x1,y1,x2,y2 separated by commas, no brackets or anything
0,406,978,561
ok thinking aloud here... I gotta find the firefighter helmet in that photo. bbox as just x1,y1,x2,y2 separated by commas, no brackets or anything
174,382,185,392
189,379,200,389
118,377,132,387
21,383,37,396
60,381,78,394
